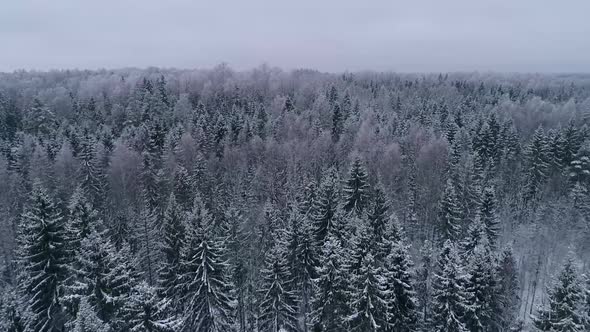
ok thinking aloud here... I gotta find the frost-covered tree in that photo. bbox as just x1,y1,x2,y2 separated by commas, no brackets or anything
383,242,420,332
66,186,100,258
495,246,520,331
524,127,551,202
343,157,370,215
533,257,586,332
479,186,500,249
431,240,469,332
311,234,350,332
463,244,497,332
18,182,69,332
125,281,179,332
64,228,124,327
284,206,317,331
71,297,109,332
181,198,234,332
157,193,186,311
0,286,25,332
348,252,388,332
258,236,299,332
438,179,463,242
313,168,341,244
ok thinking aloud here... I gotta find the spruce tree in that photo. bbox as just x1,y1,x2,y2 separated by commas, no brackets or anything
136,199,160,286
157,193,186,312
181,198,234,332
77,132,103,206
66,186,99,260
343,158,370,215
19,182,69,332
65,228,125,328
0,286,25,332
495,246,520,331
125,281,179,332
312,168,341,244
348,252,389,332
431,240,469,332
463,244,497,332
383,242,420,332
284,206,317,332
172,165,192,211
332,104,343,142
258,236,299,332
533,257,586,331
71,297,109,332
416,241,434,327
311,234,350,332
438,179,463,242
524,126,551,202
479,186,500,249
367,184,389,255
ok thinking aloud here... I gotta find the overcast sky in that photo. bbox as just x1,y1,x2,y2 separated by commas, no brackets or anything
1,1,589,73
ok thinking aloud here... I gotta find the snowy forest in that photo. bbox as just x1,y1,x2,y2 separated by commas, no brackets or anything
0,66,589,332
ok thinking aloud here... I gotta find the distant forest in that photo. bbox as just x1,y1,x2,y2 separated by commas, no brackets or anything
0,66,589,331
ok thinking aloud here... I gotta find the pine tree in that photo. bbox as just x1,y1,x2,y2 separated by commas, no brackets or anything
343,158,370,215
19,182,69,332
258,237,299,332
383,242,420,332
438,179,463,242
311,234,350,332
348,252,389,332
157,193,186,312
125,281,179,332
431,240,469,332
181,198,234,332
533,257,586,332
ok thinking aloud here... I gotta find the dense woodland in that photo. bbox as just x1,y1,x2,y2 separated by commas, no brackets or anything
0,66,589,331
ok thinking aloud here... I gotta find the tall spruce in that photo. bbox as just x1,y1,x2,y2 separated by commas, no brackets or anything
312,168,341,244
157,193,186,311
258,235,299,332
348,252,389,332
438,179,463,243
181,196,234,331
431,240,469,332
343,158,370,215
311,234,350,332
383,242,420,332
18,182,69,332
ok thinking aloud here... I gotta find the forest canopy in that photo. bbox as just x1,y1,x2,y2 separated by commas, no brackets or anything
0,66,590,331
